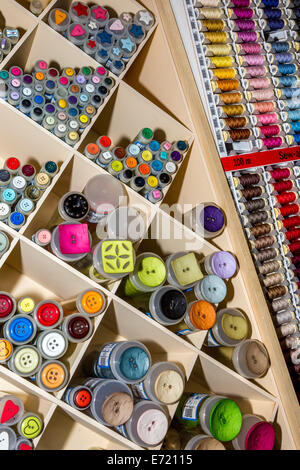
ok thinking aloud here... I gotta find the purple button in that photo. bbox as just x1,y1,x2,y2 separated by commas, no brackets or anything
170,151,181,162
200,205,225,233
10,92,19,100
211,252,237,279
68,95,77,105
23,75,33,85
76,74,86,85
46,104,55,114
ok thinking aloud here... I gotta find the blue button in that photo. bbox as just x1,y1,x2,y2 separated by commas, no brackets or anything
151,160,163,172
8,316,34,343
45,161,57,174
0,71,9,80
69,107,78,117
34,95,43,105
46,80,55,89
19,199,34,213
2,188,16,202
149,141,160,152
80,94,88,103
159,152,168,160
10,212,24,226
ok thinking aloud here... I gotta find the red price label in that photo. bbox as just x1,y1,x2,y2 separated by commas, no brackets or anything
222,146,300,172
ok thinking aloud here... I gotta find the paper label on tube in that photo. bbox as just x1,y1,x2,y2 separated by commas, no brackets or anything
182,393,208,421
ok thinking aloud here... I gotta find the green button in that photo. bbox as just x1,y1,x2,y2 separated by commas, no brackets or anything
171,253,203,287
209,399,242,442
14,347,40,374
101,241,134,274
82,66,92,76
142,128,153,140
20,415,42,439
137,256,166,288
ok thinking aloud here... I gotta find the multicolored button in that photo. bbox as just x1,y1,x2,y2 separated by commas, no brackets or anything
19,413,43,439
6,315,36,345
74,388,92,409
0,293,16,321
77,289,106,317
67,315,91,341
12,346,41,376
0,339,13,362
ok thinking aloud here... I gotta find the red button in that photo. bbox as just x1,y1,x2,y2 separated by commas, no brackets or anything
74,388,92,408
36,303,60,327
0,295,13,318
68,316,90,339
6,158,20,171
99,136,111,148
22,165,34,177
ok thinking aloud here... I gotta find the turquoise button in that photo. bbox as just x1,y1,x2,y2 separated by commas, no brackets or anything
2,189,16,203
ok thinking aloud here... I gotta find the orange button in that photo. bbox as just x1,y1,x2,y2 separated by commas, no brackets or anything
41,363,66,389
0,339,12,361
190,300,216,330
87,144,99,155
81,291,104,315
35,72,45,81
126,157,137,169
139,164,150,176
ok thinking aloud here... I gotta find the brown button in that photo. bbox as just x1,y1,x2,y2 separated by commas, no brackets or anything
102,392,134,426
68,316,90,339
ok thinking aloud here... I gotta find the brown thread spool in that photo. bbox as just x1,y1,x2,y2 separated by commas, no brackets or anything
247,211,269,225
224,117,247,128
222,104,245,116
263,273,284,288
259,260,281,275
238,173,261,187
228,129,251,141
250,223,272,238
272,297,290,312
267,285,287,300
241,186,263,200
255,247,277,263
254,235,276,250
244,199,266,212
220,92,242,104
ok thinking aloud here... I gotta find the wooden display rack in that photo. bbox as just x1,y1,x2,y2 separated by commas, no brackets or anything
0,0,298,450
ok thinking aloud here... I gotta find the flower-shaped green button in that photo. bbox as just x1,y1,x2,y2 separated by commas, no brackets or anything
101,241,134,274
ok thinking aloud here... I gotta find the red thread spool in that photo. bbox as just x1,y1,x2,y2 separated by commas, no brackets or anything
272,180,293,193
282,216,300,229
288,240,300,253
293,267,300,278
260,125,280,137
292,254,300,266
286,228,300,241
276,192,296,205
270,168,291,180
279,204,299,217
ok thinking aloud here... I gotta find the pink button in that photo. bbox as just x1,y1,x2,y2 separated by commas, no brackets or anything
0,295,13,319
38,61,48,70
11,79,21,88
11,67,21,77
58,224,91,254
37,230,52,245
97,67,106,76
92,76,101,84
153,190,162,199
59,77,69,86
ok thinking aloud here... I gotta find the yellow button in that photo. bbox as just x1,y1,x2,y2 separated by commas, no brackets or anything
20,298,35,314
81,291,104,315
142,150,153,162
41,363,66,389
68,132,78,141
147,176,158,188
36,173,50,186
65,68,74,77
58,99,67,109
79,115,88,124
111,161,123,172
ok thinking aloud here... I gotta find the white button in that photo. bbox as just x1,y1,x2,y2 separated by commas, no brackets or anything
41,331,66,358
0,204,9,217
12,176,26,190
